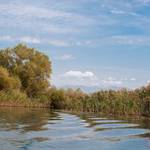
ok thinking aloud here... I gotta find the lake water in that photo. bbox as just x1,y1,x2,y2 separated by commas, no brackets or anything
0,108,150,150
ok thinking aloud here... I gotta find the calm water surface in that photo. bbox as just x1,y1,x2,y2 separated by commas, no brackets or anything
0,107,150,150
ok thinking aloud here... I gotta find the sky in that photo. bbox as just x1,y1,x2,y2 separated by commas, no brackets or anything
0,0,150,90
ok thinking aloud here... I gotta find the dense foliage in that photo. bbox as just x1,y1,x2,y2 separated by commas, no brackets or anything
0,44,52,107
52,86,150,116
0,44,150,116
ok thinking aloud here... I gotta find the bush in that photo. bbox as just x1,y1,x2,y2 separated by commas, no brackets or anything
0,90,28,103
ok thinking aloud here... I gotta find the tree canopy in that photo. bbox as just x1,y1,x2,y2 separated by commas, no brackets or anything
0,66,21,90
0,44,52,97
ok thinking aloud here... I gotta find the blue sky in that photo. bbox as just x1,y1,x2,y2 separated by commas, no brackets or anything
0,0,150,89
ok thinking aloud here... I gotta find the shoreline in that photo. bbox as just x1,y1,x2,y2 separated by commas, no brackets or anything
0,101,146,117
0,102,50,108
0,104,149,119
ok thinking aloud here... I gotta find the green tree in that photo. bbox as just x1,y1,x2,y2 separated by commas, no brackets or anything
0,66,21,90
0,44,52,97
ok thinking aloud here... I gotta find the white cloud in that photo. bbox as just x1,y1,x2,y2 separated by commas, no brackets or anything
138,0,150,5
1,1,150,51
0,35,42,44
54,71,139,88
88,35,150,46
2,34,150,48
63,71,95,79
147,80,150,84
48,40,71,47
110,9,126,15
111,35,145,45
0,35,72,47
102,77,123,86
130,78,136,81
75,40,93,46
53,70,99,87
56,54,75,60
0,36,12,41
47,27,79,34
20,36,41,44
0,35,91,47
0,4,70,19
110,8,137,16
0,3,96,28
101,76,137,87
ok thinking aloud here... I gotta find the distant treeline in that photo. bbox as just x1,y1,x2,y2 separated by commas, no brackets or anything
0,44,150,116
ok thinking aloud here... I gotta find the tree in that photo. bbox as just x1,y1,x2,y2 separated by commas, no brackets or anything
0,44,52,97
0,66,21,90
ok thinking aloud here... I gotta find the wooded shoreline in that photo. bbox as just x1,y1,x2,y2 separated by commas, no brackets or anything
0,44,150,117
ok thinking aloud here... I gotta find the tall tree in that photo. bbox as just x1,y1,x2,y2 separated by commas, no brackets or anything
0,44,52,97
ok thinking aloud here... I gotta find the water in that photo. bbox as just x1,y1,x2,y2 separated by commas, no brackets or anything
0,108,150,150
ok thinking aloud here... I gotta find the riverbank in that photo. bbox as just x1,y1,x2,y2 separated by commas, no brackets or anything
0,44,150,118
0,103,149,119
59,109,150,121
0,102,49,108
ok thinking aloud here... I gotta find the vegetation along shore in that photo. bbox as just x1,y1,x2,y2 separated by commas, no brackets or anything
0,44,150,116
